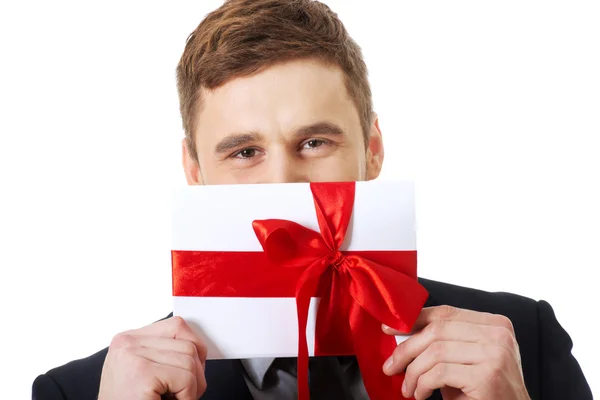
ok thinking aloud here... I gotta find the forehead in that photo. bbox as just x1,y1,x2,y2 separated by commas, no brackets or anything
195,58,361,142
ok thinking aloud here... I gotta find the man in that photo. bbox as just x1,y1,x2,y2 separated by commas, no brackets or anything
32,0,591,399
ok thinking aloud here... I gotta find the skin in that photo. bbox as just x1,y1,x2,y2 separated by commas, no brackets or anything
382,306,530,400
98,317,207,400
182,58,382,185
98,58,530,399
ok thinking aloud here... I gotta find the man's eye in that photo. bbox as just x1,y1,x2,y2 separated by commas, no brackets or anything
302,139,326,149
234,148,257,158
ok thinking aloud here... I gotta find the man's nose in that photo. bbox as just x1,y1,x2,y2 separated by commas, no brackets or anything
260,152,307,184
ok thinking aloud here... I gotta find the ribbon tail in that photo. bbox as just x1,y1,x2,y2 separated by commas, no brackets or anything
296,287,311,400
348,301,413,400
294,260,329,400
313,271,354,356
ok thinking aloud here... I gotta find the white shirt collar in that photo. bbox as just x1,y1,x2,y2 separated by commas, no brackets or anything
240,358,276,389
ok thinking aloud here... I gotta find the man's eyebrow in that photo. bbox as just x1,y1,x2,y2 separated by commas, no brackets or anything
213,122,345,155
293,121,345,138
214,132,263,154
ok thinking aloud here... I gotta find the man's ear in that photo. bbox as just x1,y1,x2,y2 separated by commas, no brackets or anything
366,113,384,180
182,138,204,185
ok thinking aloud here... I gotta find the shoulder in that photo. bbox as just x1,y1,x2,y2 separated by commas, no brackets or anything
418,278,592,399
33,347,108,400
418,278,542,395
418,278,540,358
418,277,539,317
32,314,174,399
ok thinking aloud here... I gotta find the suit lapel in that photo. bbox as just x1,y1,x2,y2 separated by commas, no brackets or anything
202,359,252,400
421,278,440,309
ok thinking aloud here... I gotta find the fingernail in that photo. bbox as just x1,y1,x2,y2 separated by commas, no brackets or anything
382,324,390,331
383,356,393,372
402,380,408,397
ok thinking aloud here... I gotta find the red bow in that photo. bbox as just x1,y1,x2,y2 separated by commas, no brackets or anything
252,182,428,400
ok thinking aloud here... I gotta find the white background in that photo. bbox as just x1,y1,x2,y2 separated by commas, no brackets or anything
0,1,598,398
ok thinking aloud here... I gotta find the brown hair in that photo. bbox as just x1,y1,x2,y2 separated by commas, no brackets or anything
176,0,373,162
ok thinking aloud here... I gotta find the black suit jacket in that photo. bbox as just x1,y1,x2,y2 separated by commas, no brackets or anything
32,278,592,399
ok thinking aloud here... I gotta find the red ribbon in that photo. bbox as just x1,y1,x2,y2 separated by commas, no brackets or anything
172,181,428,400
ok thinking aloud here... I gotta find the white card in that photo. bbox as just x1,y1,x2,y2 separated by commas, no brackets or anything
172,181,416,359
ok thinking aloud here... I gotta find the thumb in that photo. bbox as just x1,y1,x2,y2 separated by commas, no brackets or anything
382,323,411,335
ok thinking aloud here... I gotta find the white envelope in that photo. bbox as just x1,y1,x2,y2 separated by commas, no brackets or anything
172,180,416,359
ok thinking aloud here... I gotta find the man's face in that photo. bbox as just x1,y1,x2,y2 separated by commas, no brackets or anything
183,58,384,185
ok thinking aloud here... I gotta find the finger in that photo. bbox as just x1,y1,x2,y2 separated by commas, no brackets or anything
128,316,208,364
132,347,206,399
152,363,198,400
135,337,204,394
136,337,203,364
412,306,514,334
383,320,516,375
412,363,472,400
121,336,200,358
383,306,514,335
132,347,197,374
403,341,489,397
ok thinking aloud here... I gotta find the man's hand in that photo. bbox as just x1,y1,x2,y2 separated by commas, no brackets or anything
98,316,207,400
382,306,530,400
